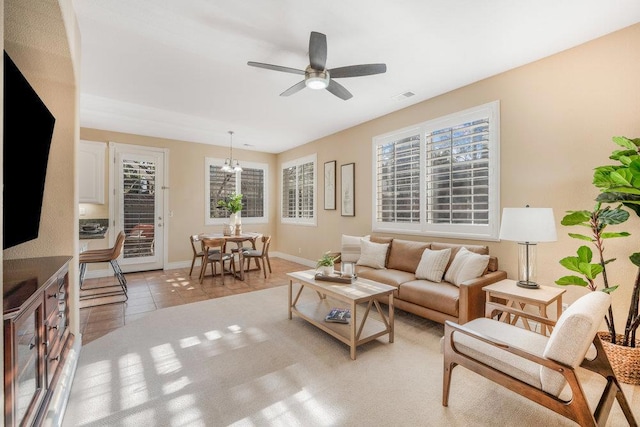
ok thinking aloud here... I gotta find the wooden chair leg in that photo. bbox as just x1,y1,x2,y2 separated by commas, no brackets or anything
265,255,272,273
260,258,267,278
189,258,196,276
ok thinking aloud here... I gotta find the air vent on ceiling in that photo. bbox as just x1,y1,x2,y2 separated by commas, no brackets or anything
391,91,415,101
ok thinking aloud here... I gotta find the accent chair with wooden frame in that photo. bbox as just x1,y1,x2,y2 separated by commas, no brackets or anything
442,291,637,427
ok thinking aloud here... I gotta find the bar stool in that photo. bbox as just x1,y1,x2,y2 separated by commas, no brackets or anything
79,231,128,303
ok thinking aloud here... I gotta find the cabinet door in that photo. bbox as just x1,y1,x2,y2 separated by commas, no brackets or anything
5,298,45,427
78,140,106,204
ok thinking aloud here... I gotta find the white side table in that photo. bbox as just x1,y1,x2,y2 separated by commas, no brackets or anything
482,279,566,336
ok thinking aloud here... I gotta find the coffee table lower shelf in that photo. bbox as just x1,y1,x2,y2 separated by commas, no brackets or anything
292,299,391,350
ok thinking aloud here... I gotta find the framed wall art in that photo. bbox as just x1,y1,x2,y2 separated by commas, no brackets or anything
341,162,355,217
324,160,336,210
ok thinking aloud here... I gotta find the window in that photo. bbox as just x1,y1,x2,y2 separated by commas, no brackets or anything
281,154,317,225
373,101,500,240
205,158,268,225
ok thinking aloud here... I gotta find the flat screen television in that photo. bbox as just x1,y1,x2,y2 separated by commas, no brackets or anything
3,50,56,249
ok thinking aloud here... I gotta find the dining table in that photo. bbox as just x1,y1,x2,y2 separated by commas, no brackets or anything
199,232,262,280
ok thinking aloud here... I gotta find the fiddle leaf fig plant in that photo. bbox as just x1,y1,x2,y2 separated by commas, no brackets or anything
557,136,640,347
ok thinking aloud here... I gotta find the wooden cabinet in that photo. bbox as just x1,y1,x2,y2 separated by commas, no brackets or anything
4,256,74,427
78,140,106,204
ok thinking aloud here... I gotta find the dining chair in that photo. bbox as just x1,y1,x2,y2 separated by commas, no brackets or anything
199,237,235,283
242,235,272,278
189,234,204,276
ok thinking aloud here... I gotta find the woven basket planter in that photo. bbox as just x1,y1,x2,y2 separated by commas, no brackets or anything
597,332,640,385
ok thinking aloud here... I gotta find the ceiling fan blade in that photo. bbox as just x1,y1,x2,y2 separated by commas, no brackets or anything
327,79,353,100
329,64,387,78
247,61,305,75
280,80,306,97
309,31,327,70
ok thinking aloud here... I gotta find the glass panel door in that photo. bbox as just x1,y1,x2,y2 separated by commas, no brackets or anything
111,143,166,272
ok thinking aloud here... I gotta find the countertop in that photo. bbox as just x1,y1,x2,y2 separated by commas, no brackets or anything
79,218,109,240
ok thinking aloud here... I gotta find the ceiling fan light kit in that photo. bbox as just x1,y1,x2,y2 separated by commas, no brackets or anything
248,31,386,100
305,69,330,90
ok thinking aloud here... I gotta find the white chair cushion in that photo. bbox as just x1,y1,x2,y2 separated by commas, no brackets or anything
415,248,451,282
452,317,549,390
540,291,611,396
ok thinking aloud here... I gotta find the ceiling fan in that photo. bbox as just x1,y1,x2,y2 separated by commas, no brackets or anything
247,31,386,100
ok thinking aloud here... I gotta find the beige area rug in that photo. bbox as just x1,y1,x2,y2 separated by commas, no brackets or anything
63,286,638,426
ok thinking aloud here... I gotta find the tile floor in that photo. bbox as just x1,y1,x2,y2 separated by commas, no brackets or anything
79,257,308,345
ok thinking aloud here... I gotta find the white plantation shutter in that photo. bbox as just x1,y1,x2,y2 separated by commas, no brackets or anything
375,131,421,224
205,159,268,224
373,101,500,240
281,154,316,225
425,119,490,225
122,158,156,258
240,167,265,218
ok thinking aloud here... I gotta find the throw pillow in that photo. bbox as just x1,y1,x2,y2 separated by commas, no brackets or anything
356,238,389,269
443,247,490,286
341,234,369,263
415,248,452,282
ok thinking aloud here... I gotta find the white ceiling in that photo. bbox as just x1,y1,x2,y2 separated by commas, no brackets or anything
72,1,640,154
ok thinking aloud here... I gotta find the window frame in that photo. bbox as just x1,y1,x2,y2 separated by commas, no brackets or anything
280,154,317,226
371,101,500,240
204,158,269,226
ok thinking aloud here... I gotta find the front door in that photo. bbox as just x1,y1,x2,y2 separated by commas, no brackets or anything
110,142,167,272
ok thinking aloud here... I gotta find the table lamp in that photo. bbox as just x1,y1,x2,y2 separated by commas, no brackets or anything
499,206,557,289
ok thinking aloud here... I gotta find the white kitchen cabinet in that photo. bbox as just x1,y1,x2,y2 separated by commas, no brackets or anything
78,140,106,204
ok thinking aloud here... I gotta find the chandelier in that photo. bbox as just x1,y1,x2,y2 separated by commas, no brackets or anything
221,130,242,173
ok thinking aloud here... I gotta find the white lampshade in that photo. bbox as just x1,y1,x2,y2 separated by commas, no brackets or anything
499,207,557,243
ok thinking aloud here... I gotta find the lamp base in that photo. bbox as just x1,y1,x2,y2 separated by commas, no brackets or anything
517,280,540,289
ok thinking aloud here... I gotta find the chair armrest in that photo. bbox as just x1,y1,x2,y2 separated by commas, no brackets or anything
458,270,508,323
484,301,557,328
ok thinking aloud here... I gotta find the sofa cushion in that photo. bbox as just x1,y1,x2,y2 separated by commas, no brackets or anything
356,239,389,269
356,267,413,290
341,234,370,263
415,248,451,282
399,279,459,317
387,239,431,273
444,247,490,286
370,235,393,265
431,243,489,271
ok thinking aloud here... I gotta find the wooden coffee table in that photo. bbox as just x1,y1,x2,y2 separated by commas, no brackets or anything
287,269,395,360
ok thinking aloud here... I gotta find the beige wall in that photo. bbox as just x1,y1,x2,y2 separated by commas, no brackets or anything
79,24,640,331
2,0,80,414
78,129,279,263
277,23,640,328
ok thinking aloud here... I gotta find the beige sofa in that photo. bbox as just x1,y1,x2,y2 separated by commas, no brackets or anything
342,236,507,325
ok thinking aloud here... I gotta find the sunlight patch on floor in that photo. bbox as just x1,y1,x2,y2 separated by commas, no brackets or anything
118,352,148,410
179,335,202,348
150,343,182,375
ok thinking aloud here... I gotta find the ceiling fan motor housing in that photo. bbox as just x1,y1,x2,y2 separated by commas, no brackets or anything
305,67,330,90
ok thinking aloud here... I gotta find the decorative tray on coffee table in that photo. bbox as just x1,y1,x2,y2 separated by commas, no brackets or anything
314,273,357,284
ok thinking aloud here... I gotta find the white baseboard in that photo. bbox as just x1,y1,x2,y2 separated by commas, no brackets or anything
83,252,316,280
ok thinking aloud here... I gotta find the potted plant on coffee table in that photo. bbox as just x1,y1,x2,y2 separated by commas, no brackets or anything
316,251,338,276
556,136,640,385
